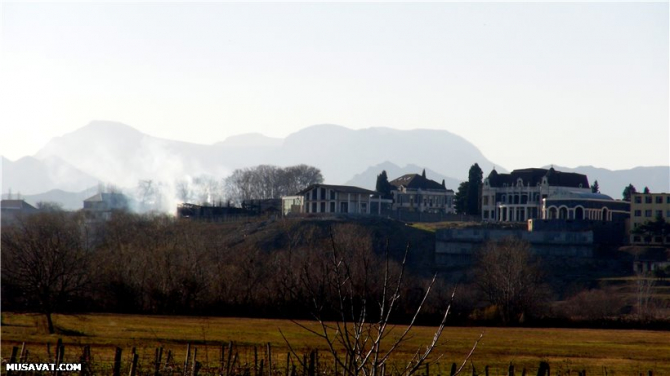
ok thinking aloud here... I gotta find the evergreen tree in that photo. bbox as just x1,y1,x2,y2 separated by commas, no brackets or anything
622,184,637,201
454,181,469,214
644,186,650,194
591,180,600,193
375,170,393,199
422,169,426,179
466,163,483,215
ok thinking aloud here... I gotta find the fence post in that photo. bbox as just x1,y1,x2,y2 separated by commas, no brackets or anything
129,353,139,376
536,362,549,376
267,343,273,376
508,363,515,376
450,363,457,376
155,346,163,376
184,343,191,376
113,347,123,376
191,348,199,376
19,343,26,363
226,342,234,376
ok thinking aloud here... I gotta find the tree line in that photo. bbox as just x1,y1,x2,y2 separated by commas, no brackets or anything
4,210,666,335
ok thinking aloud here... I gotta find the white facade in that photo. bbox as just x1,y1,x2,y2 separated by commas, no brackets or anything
293,184,387,215
481,168,591,222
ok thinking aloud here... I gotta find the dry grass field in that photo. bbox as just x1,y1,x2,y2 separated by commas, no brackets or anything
2,312,669,375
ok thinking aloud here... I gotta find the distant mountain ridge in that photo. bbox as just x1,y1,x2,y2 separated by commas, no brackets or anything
540,165,670,200
346,162,462,191
2,121,668,207
7,120,497,194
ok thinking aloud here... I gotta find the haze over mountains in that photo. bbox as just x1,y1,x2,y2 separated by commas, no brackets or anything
2,120,668,210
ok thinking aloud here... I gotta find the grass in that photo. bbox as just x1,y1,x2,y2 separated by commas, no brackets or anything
2,312,669,374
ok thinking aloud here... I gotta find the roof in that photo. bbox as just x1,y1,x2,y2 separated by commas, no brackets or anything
84,192,127,202
297,184,376,196
486,167,589,188
84,192,129,209
547,191,614,201
0,199,38,211
389,174,447,191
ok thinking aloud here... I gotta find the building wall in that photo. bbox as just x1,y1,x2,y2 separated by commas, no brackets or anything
435,228,594,266
392,188,454,214
541,198,629,222
630,192,670,245
482,180,591,222
300,186,377,215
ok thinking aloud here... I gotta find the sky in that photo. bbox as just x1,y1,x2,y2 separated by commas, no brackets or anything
1,1,668,171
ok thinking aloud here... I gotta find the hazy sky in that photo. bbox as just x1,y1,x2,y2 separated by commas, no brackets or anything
1,2,668,171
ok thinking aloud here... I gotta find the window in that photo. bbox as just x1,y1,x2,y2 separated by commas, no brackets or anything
656,196,663,204
666,196,670,204
645,210,652,217
645,196,652,204
656,210,663,218
320,202,326,212
483,196,489,205
634,210,641,217
311,203,317,213
667,210,670,218
330,190,336,200
330,202,335,212
320,188,326,199
361,203,367,213
634,196,641,204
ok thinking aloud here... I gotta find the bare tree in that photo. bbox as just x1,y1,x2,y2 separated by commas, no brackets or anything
1,212,92,333
474,237,550,324
282,227,480,376
175,178,193,203
225,164,323,205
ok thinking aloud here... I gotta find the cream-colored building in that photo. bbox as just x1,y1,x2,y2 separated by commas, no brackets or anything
482,167,591,222
293,184,388,215
389,173,454,214
630,192,670,245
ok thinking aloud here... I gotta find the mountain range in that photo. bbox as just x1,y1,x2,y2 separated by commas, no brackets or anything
2,120,668,210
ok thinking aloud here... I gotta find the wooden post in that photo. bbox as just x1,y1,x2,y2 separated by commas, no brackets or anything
155,347,163,376
113,347,123,376
485,365,489,376
9,346,19,363
536,362,549,376
285,353,290,376
165,350,173,370
19,342,26,363
226,342,234,376
184,343,191,376
8,346,19,376
426,363,430,376
129,353,139,376
254,346,258,376
308,350,315,376
508,363,515,376
267,343,272,376
55,340,64,376
450,363,457,376
191,348,199,376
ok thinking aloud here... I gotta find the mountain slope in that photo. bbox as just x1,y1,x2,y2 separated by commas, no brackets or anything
276,125,499,183
346,161,462,191
2,155,100,195
544,165,670,199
